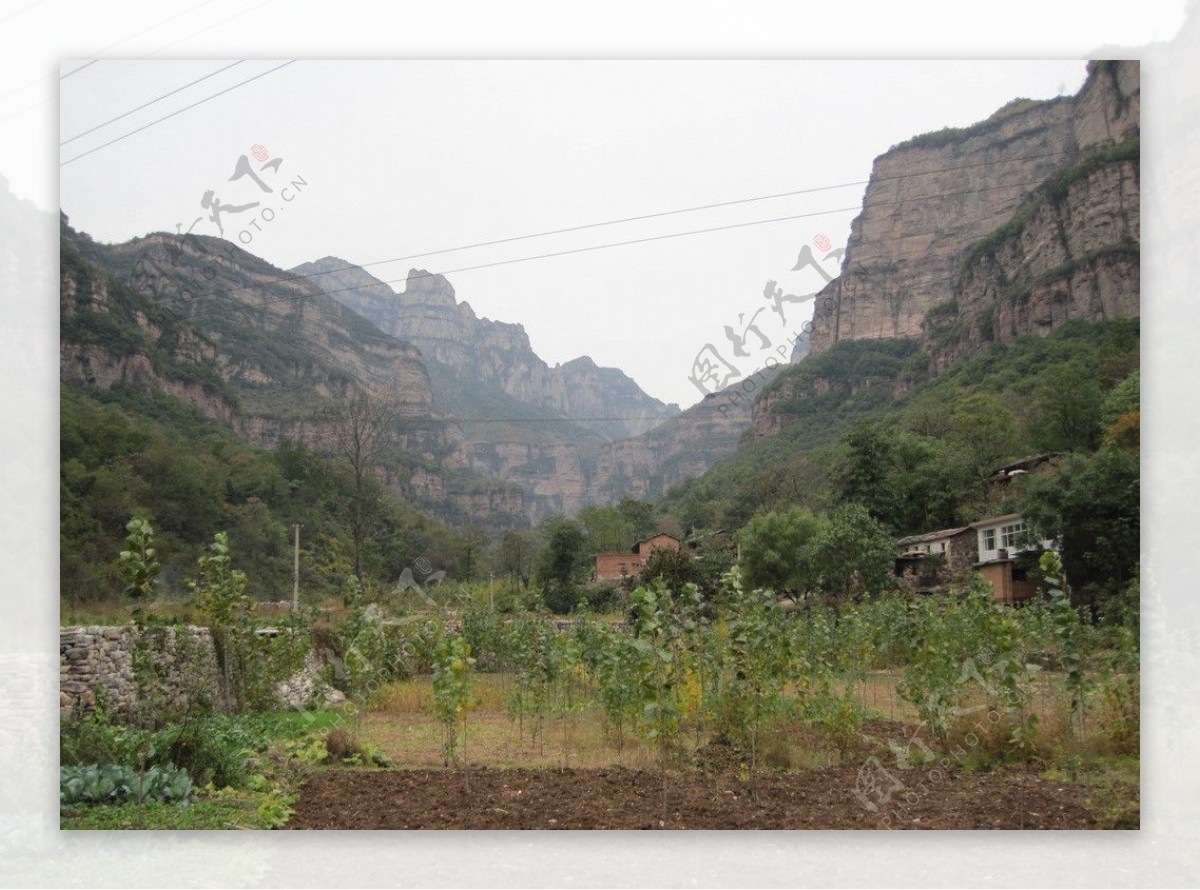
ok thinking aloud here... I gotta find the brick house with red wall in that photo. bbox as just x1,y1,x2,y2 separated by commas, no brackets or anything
593,533,681,582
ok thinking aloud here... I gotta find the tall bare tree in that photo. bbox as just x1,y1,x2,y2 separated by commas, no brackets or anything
330,386,399,581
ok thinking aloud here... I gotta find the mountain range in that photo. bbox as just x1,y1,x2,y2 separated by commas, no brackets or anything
57,60,1140,536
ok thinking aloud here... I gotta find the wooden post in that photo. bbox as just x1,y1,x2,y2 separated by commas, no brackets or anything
292,524,301,610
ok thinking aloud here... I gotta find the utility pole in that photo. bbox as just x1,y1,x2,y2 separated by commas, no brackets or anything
292,524,301,610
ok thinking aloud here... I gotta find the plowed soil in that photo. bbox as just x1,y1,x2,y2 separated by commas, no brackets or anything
285,764,1104,830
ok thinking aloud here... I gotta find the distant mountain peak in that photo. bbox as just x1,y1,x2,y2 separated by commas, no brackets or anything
562,355,597,370
403,268,457,307
295,257,680,445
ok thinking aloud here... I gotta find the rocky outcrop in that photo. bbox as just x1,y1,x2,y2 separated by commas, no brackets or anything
929,143,1139,371
59,223,529,531
586,373,771,503
808,60,1139,357
754,62,1140,439
293,260,679,441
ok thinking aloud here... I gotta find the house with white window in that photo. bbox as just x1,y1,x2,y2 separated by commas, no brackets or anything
970,514,1057,604
894,513,1056,603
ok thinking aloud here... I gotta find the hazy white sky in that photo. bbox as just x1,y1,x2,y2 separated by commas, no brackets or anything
53,59,1093,408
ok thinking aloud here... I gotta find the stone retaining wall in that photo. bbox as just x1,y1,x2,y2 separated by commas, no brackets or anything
59,625,221,718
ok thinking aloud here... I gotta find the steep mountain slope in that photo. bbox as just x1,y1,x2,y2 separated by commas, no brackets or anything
757,60,1140,438
659,62,1140,534
292,260,680,441
293,258,780,517
586,370,779,505
806,60,1138,357
58,219,528,531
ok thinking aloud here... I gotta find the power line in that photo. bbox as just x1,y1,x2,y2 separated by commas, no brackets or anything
60,60,97,80
60,61,296,166
60,60,245,146
0,0,255,131
178,173,1061,322
0,0,48,26
177,201,860,322
0,0,222,111
201,148,1074,301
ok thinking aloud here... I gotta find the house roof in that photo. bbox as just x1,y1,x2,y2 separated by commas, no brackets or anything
969,513,1023,529
896,527,969,546
991,453,1058,476
631,532,679,553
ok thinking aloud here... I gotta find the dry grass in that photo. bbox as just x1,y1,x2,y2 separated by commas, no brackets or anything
356,669,1137,775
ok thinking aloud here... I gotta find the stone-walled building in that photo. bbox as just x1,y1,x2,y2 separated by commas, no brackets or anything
894,526,975,590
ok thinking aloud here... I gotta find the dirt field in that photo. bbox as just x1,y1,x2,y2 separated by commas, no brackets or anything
285,764,1105,830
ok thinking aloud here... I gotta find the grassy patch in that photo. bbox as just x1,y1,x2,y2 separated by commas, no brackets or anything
61,792,261,830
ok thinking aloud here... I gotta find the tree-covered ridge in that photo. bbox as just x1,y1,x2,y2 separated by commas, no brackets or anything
60,383,473,611
657,318,1138,541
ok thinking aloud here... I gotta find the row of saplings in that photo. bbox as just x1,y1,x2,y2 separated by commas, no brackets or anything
63,517,1138,822
343,550,1138,797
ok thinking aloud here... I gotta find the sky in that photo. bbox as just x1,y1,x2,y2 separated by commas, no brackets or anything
52,59,1092,409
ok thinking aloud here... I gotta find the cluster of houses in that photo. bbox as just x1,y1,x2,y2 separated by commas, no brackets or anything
592,515,1056,605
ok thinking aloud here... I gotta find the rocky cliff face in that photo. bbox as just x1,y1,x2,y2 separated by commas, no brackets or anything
807,60,1139,357
929,143,1139,372
586,376,770,503
757,61,1140,438
61,228,435,440
59,222,530,530
293,260,680,441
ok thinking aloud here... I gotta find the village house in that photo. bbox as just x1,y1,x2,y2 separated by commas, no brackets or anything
894,526,976,590
894,513,1056,604
593,533,681,583
971,513,1057,605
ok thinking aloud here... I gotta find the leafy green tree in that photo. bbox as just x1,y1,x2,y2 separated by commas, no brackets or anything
724,574,791,794
1030,362,1103,452
832,421,895,524
577,505,633,554
432,633,475,767
949,392,1019,486
1100,370,1139,428
189,532,268,714
833,422,968,533
537,518,587,612
116,517,161,615
497,529,537,586
637,546,703,592
814,504,895,601
628,582,688,817
1021,445,1139,612
736,507,825,596
617,498,657,540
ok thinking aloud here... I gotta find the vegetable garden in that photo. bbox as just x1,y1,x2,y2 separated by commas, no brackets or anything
61,520,1138,830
